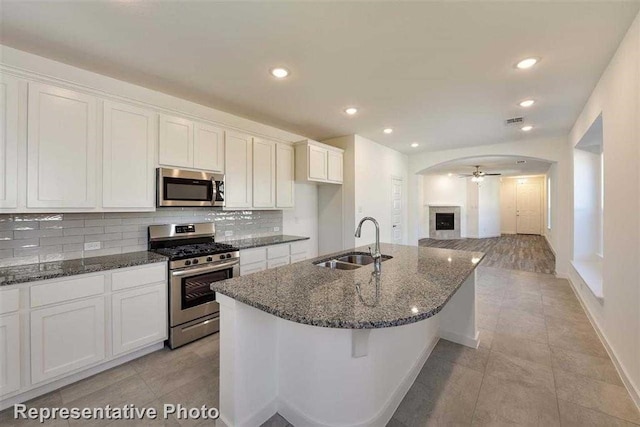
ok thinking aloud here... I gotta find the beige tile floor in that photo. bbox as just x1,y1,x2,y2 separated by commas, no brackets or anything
2,266,639,426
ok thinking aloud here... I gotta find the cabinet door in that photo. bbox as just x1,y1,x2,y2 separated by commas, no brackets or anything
252,138,276,208
225,131,253,208
276,143,295,208
103,101,156,208
31,297,105,384
327,151,343,183
159,114,193,168
112,283,167,356
308,145,328,181
27,83,97,208
193,122,224,172
0,75,19,209
0,314,20,396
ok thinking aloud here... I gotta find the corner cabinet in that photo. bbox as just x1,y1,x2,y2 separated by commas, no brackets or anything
295,140,343,184
27,82,98,208
103,101,156,209
0,75,20,209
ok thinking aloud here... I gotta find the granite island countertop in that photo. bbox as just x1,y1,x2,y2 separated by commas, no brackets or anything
211,243,484,329
224,235,309,250
0,251,168,287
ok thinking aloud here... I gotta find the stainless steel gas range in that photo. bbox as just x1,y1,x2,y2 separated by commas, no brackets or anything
148,223,239,349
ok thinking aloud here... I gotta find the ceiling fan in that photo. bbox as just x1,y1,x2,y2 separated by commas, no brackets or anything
458,165,501,182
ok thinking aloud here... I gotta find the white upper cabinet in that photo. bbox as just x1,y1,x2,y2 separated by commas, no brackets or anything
327,150,343,183
225,130,253,208
193,122,224,172
0,75,20,209
159,114,193,168
295,140,343,185
276,143,295,208
27,82,98,208
103,101,156,209
252,138,276,208
159,114,224,173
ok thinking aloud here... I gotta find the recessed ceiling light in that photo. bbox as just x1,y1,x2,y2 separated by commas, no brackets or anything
411,143,419,148
521,125,533,132
383,128,393,134
516,57,539,69
344,107,358,115
519,99,535,108
448,173,453,177
270,67,290,78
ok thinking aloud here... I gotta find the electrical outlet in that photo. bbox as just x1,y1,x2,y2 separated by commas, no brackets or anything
84,242,101,251
225,231,233,237
274,227,280,232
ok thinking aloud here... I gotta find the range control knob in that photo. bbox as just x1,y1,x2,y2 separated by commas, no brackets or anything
226,253,232,259
219,255,225,260
184,260,191,266
192,259,199,265
206,256,213,262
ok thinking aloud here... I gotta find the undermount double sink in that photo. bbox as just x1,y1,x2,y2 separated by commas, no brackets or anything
314,252,393,270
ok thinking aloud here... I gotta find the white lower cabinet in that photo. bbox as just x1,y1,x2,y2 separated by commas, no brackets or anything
0,314,20,396
112,283,167,356
240,241,309,275
30,297,106,384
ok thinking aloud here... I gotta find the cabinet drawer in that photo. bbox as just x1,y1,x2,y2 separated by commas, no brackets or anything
267,244,289,260
240,261,267,276
290,241,308,255
290,252,307,264
112,263,166,292
31,275,105,308
240,248,267,265
267,257,289,269
0,289,19,315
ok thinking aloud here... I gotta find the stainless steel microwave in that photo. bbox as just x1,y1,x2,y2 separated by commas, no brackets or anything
157,168,224,207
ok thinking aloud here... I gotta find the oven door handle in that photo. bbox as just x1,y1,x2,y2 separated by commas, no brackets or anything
171,260,239,277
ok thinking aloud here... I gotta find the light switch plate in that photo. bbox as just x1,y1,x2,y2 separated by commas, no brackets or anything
84,242,101,251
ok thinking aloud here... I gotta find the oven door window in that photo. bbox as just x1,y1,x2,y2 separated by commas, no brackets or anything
164,177,213,202
181,269,232,310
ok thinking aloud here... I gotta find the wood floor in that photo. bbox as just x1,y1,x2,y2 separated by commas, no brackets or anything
419,234,556,274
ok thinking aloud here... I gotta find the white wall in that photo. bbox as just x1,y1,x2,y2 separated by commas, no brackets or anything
573,149,602,261
567,11,640,405
477,178,501,238
466,182,479,238
421,174,467,238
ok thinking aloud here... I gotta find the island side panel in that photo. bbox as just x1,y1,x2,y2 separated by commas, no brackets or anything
217,294,279,427
277,317,440,427
438,270,479,348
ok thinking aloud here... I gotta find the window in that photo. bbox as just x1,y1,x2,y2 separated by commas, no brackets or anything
547,176,551,230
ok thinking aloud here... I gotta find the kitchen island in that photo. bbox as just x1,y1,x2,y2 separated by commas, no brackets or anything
211,243,484,427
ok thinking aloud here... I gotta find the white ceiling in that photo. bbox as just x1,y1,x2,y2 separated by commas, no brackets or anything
423,155,552,177
2,1,638,153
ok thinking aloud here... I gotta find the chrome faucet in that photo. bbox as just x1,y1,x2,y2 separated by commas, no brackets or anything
355,217,382,274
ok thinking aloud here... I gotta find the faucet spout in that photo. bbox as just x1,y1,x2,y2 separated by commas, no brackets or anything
355,217,382,274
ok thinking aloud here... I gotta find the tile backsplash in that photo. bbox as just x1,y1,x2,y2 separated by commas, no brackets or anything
0,209,283,267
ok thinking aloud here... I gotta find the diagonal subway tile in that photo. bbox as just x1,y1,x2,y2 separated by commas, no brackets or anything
554,369,640,424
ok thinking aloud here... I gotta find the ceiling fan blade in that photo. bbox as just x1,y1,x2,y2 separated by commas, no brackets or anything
484,173,502,176
458,174,473,178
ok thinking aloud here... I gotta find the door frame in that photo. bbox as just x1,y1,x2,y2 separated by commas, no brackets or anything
516,180,543,235
391,175,404,244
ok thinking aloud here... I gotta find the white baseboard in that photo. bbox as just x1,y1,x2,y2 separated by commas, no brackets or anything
278,335,440,427
238,397,278,427
0,341,164,411
439,329,480,349
564,276,640,411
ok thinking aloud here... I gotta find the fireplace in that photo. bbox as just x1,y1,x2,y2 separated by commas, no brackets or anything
435,213,455,230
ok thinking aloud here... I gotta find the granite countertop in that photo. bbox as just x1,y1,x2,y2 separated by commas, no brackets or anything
0,251,168,287
225,235,309,250
211,243,484,329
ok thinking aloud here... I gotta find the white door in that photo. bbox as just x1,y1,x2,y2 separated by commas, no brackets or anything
31,297,106,384
193,122,224,172
112,283,167,356
276,143,295,208
103,101,156,208
225,131,253,208
252,138,276,208
391,177,403,244
327,151,343,183
516,182,542,234
158,114,193,168
0,314,20,396
27,82,98,208
0,75,19,209
308,145,328,181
